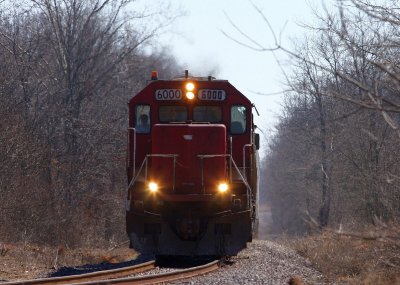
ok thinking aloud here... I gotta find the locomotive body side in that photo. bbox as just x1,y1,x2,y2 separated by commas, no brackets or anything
126,73,259,256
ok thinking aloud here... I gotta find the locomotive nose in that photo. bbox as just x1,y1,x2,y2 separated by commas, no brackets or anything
151,124,226,194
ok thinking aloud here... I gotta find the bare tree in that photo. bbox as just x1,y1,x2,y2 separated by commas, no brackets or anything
229,0,400,234
0,0,183,246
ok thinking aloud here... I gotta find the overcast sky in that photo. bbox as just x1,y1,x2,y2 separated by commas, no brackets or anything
139,0,324,151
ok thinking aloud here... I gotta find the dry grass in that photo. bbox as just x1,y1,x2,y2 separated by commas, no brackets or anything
281,224,400,284
0,242,138,281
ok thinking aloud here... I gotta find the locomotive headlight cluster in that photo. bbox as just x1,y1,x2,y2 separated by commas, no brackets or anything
148,182,158,193
186,91,195,100
218,182,229,193
185,82,195,100
185,82,195,91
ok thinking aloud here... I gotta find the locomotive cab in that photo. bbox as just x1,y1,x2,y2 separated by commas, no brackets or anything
126,71,259,256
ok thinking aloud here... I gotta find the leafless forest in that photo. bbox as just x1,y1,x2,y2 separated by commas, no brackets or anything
262,0,400,236
0,0,399,256
0,0,182,247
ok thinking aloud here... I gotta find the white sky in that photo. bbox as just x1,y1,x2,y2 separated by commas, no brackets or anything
138,0,325,153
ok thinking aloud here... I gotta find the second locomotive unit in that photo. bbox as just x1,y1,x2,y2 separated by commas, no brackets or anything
126,71,259,256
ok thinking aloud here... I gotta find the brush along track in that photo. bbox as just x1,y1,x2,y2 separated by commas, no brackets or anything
0,260,156,285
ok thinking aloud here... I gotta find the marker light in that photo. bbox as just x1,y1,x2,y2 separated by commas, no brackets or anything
148,182,158,192
186,91,195,100
185,82,195,91
151,71,158,80
218,183,229,193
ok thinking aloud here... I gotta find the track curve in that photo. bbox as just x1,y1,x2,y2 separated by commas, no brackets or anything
1,259,221,285
0,260,155,285
76,259,221,285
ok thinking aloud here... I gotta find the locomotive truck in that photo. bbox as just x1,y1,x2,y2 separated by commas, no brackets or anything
126,70,260,256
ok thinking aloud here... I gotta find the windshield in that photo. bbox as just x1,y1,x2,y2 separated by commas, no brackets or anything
193,106,222,122
159,106,188,122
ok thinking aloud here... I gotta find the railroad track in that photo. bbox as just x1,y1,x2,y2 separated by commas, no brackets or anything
1,259,221,285
1,260,155,285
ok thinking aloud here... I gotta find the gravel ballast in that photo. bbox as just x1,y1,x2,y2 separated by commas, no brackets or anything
171,239,327,285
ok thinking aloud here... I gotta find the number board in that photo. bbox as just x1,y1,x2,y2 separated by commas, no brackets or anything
155,89,182,100
198,89,226,101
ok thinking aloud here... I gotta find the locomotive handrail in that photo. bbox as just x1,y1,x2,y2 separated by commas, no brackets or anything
229,137,233,183
133,128,137,178
146,154,179,157
127,156,147,192
197,154,229,158
198,154,230,194
146,154,179,192
243,143,252,182
197,154,252,207
128,154,179,195
229,156,253,208
130,153,252,207
127,128,137,180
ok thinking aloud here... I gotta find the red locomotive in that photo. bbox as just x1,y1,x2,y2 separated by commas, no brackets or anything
126,71,260,256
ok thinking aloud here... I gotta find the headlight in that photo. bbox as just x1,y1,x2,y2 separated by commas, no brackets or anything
185,82,195,91
148,182,158,192
186,91,195,100
218,183,229,193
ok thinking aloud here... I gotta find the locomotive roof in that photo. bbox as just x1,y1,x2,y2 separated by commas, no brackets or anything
171,76,226,82
129,77,252,106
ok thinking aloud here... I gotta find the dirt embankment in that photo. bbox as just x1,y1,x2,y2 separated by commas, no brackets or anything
0,243,137,282
282,229,400,285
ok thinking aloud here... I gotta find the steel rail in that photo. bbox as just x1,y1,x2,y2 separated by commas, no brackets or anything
1,260,156,285
72,259,221,285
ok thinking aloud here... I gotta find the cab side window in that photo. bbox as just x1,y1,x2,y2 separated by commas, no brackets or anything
135,105,150,133
230,105,246,134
